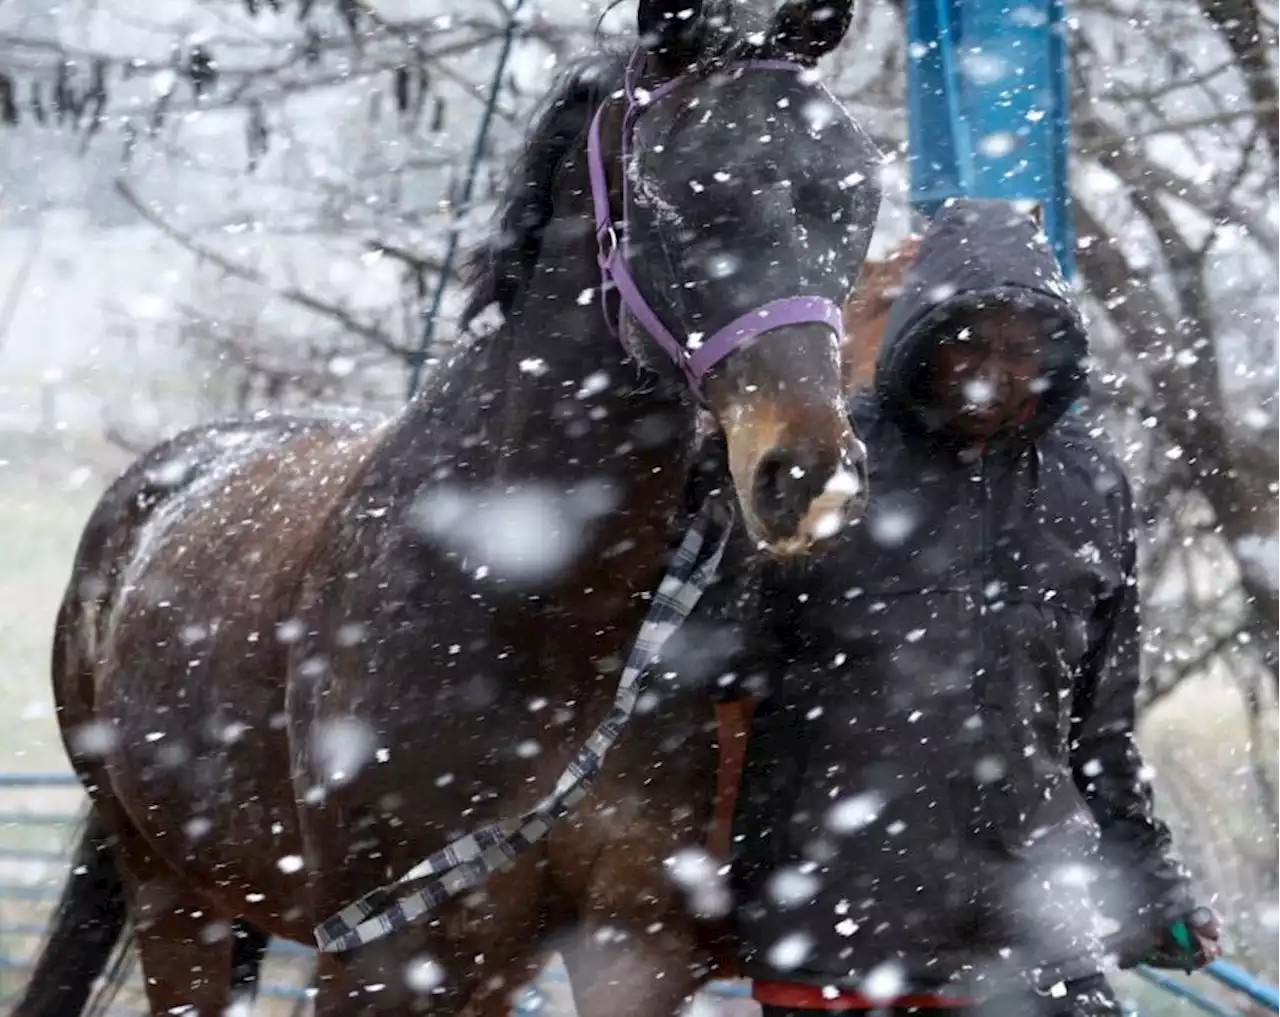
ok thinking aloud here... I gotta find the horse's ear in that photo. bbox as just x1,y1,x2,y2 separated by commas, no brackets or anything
767,0,855,62
638,0,706,71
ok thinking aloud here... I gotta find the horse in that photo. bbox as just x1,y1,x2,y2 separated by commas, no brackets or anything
15,1,884,1015
206,234,930,1016
207,233,932,1015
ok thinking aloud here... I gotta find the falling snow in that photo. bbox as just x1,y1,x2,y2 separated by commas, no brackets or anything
408,480,619,584
311,717,377,788
766,866,822,909
861,961,907,1003
825,791,886,834
68,721,118,758
767,931,815,971
664,847,732,919
0,0,1274,1011
405,956,446,994
866,504,919,548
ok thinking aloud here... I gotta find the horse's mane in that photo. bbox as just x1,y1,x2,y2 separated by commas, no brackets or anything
459,48,630,329
458,2,792,332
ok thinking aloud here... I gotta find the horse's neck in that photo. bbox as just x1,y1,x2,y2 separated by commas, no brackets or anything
398,210,698,529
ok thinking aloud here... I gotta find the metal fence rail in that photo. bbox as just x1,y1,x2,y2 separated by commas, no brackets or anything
0,773,1273,1017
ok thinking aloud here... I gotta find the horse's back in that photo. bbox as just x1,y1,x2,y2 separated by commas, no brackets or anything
56,410,387,935
79,410,387,665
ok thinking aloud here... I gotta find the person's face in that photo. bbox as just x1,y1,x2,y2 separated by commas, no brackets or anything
929,308,1048,441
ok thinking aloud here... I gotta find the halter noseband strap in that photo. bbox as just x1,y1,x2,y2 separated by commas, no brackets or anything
585,50,846,401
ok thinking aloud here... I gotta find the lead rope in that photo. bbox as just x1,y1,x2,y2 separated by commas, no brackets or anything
315,496,735,953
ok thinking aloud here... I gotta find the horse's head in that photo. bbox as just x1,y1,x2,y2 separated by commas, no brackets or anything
593,0,883,556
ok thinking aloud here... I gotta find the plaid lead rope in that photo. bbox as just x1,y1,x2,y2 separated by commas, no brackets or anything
315,497,734,953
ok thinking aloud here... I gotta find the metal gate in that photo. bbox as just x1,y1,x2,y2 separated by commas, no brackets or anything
0,773,1274,1017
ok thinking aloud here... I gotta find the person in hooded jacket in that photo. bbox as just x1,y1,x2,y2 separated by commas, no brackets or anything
694,199,1222,1017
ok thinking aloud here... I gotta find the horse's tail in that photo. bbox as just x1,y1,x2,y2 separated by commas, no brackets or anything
11,804,132,1017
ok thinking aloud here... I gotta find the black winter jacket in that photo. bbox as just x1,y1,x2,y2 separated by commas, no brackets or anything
704,200,1194,997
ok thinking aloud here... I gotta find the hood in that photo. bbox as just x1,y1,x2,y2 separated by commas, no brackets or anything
873,198,1088,444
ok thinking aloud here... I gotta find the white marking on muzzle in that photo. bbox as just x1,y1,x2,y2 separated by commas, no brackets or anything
766,469,866,556
823,467,862,499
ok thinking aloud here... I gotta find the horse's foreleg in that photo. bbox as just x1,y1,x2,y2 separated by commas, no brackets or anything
309,854,550,1016
561,916,706,1017
309,932,548,1017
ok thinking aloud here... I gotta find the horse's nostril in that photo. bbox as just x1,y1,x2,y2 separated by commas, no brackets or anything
752,447,827,537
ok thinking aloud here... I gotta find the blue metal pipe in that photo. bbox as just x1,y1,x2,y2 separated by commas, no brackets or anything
1133,966,1244,1017
1207,959,1280,1013
0,772,78,787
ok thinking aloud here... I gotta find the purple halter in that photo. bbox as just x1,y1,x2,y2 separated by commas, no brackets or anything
586,50,846,401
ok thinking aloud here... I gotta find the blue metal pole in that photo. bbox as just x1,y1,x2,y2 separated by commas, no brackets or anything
405,0,530,399
906,0,976,210
905,0,1076,278
1133,967,1245,1017
1045,0,1073,278
0,773,79,787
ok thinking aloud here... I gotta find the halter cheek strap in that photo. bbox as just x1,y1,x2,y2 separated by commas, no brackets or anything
584,51,846,401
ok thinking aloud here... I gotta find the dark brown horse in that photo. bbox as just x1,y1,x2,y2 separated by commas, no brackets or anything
221,232,928,1012
213,234,929,1016
16,3,884,1014
210,236,931,1016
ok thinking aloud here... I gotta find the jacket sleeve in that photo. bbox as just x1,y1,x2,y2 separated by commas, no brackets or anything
1069,473,1195,951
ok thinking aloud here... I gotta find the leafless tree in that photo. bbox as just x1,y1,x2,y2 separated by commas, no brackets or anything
3,0,1276,982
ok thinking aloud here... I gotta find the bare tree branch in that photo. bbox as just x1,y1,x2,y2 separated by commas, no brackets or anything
1196,0,1280,154
1073,121,1277,253
115,178,414,361
1082,104,1278,149
1143,627,1250,709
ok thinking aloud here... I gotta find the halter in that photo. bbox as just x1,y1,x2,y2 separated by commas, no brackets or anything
585,50,846,401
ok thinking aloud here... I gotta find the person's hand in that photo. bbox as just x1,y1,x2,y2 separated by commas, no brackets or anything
1142,907,1224,972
